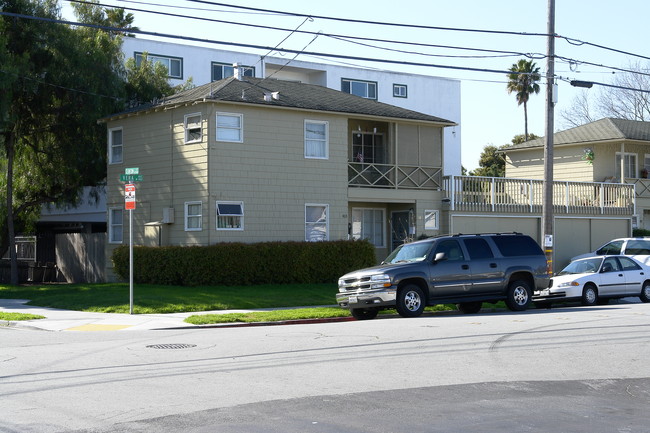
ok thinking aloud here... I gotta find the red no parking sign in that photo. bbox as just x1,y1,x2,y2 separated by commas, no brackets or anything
125,183,136,210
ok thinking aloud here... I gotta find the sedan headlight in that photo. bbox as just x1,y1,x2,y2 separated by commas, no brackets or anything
370,273,392,289
557,281,580,288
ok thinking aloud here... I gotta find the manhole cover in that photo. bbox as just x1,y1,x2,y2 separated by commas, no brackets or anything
146,343,197,350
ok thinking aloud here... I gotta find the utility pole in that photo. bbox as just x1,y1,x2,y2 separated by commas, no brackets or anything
542,0,556,275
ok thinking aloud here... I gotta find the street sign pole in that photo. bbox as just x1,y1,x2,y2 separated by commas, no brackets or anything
129,208,133,314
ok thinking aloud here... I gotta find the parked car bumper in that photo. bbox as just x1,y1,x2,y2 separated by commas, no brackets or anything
533,287,581,302
336,288,397,309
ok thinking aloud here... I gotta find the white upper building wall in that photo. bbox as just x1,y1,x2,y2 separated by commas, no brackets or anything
121,37,462,175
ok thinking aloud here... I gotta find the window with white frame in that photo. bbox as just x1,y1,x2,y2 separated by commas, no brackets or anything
216,201,244,230
216,113,243,142
351,208,385,247
305,204,329,241
424,210,439,230
393,84,407,98
184,113,202,144
211,62,255,81
304,120,328,159
109,208,123,243
109,127,123,164
644,154,650,177
615,152,637,179
341,78,377,99
135,52,182,79
184,201,202,231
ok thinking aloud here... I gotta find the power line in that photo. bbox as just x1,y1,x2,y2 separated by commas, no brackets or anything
64,0,546,61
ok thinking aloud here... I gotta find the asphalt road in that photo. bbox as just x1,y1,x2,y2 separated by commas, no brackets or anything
2,301,650,432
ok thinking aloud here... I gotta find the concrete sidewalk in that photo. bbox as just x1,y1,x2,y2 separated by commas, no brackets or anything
0,299,349,331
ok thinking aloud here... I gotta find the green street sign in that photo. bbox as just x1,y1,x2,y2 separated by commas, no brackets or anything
120,174,143,182
125,167,140,175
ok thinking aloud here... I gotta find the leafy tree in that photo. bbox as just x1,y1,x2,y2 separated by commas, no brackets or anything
470,134,540,178
507,59,541,141
469,145,506,177
0,0,126,283
124,52,194,107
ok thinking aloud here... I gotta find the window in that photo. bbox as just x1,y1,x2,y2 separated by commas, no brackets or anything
434,240,465,261
341,79,377,99
184,113,202,144
463,238,494,260
216,201,243,230
135,52,182,79
185,202,202,231
596,240,623,255
352,132,385,163
619,256,641,271
615,152,637,179
352,208,384,247
109,208,123,243
109,127,123,164
424,210,439,230
211,62,255,81
216,113,243,142
305,120,328,159
393,84,407,98
305,204,329,241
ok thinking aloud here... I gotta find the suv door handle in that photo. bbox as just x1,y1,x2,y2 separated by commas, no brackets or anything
461,264,469,270
489,263,497,268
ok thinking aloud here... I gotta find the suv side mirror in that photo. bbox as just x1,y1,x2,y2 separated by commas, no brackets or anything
434,252,446,262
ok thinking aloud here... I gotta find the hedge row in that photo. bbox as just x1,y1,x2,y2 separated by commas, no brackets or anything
111,240,377,286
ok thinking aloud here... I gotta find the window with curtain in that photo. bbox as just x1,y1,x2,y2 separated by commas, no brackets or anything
184,113,202,144
185,202,202,231
352,208,385,247
615,152,637,179
109,208,123,243
305,204,328,241
304,120,328,159
216,113,243,142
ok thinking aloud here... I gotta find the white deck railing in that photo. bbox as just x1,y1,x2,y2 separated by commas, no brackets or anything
443,176,635,215
348,162,442,189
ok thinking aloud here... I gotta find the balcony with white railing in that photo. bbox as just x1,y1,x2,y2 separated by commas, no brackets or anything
443,176,635,215
348,162,443,190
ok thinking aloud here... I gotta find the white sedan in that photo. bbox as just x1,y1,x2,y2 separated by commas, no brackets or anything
533,256,650,307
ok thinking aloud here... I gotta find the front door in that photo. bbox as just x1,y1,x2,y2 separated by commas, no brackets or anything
428,239,473,298
391,211,411,251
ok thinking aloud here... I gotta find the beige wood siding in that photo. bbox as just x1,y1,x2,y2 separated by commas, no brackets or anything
506,145,594,182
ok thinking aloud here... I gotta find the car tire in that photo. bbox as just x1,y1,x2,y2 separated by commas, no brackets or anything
396,284,426,318
640,281,650,303
505,280,532,311
581,284,598,306
457,302,482,314
350,308,379,320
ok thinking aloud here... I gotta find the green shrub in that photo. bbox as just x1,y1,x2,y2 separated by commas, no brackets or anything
112,240,376,286
633,228,650,237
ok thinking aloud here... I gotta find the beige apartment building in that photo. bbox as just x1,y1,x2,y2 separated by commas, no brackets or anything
100,74,456,279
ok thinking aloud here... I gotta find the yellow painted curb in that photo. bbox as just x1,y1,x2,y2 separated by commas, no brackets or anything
66,324,133,331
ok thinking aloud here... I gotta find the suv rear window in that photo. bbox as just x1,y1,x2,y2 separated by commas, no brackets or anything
624,239,650,255
490,235,543,257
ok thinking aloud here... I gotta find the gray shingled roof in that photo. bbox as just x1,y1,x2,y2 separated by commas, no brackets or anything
101,76,455,125
505,118,650,151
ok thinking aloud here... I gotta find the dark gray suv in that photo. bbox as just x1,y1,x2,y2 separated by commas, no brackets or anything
337,233,549,320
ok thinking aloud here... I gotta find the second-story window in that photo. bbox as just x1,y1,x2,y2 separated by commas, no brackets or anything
393,84,407,98
135,52,183,79
304,120,328,159
615,152,637,179
184,113,202,144
109,127,123,164
341,79,377,100
211,62,255,81
216,112,243,142
352,132,386,164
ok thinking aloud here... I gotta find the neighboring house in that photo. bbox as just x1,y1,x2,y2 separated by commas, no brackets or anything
99,72,455,280
121,37,463,175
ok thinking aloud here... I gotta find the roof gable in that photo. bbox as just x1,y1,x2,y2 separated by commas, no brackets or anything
102,77,455,125
506,118,650,151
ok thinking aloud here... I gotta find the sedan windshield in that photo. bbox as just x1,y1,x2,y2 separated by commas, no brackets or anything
558,257,603,276
384,242,432,264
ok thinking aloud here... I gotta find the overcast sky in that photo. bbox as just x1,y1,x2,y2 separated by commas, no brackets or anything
61,0,650,170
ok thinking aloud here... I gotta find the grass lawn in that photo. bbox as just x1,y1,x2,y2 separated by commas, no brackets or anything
0,312,45,321
0,283,339,314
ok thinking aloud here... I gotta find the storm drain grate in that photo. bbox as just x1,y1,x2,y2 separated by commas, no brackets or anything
146,343,197,350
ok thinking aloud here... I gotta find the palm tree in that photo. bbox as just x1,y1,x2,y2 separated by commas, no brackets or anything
507,59,541,141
